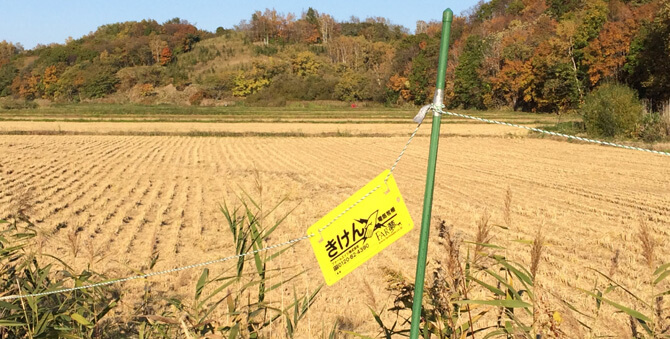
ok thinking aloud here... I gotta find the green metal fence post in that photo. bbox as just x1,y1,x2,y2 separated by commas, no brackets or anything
409,8,453,339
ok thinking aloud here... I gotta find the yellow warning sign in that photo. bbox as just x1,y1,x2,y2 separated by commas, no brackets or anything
307,170,414,285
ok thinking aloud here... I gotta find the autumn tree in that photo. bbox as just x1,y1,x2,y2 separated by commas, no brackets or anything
0,41,21,68
318,13,337,43
572,0,609,54
231,60,285,97
250,9,283,44
159,46,172,65
416,21,428,35
507,0,526,15
387,74,411,103
488,59,533,109
11,73,41,100
0,42,21,96
469,0,518,22
335,69,371,101
42,65,59,98
521,0,550,19
486,18,540,110
232,71,268,97
526,36,581,112
149,35,167,64
162,18,200,53
290,19,320,44
292,51,320,76
366,41,395,89
327,36,368,69
584,20,637,86
340,17,406,42
303,7,321,43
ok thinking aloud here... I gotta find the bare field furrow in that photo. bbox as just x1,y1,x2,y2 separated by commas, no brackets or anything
39,139,145,218
1,139,129,219
443,160,670,223
0,149,80,197
117,144,172,264
75,139,161,263
46,139,158,266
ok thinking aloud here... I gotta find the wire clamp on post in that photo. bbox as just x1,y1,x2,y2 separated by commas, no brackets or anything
413,104,432,124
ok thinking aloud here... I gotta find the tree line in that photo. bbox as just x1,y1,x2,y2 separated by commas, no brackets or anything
0,0,669,113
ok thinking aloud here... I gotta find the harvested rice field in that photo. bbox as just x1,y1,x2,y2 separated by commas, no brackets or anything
0,120,528,137
0,117,668,337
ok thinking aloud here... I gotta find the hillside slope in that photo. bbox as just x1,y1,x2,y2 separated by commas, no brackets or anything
0,1,668,112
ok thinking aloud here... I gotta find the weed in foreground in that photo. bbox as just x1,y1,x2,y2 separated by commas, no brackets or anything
1,188,323,338
580,217,669,338
0,215,121,338
127,193,322,338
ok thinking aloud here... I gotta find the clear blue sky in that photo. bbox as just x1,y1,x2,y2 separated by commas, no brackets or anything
1,1,481,49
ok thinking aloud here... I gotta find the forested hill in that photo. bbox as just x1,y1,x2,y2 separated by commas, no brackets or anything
1,0,669,112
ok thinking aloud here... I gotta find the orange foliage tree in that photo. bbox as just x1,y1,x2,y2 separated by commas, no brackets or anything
160,47,172,66
250,9,283,44
488,59,533,109
11,73,40,100
387,74,411,102
584,20,638,86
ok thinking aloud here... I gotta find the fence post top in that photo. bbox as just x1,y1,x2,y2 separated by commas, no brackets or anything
443,9,453,23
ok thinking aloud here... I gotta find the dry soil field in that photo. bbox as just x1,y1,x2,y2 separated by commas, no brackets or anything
0,116,669,337
0,120,527,137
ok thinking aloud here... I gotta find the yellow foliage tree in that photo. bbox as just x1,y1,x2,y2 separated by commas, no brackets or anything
291,51,320,77
43,65,59,98
232,71,270,97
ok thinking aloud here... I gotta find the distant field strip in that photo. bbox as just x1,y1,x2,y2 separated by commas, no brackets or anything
0,121,528,137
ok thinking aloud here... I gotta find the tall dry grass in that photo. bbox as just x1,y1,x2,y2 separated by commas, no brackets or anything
503,186,513,229
530,224,544,281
